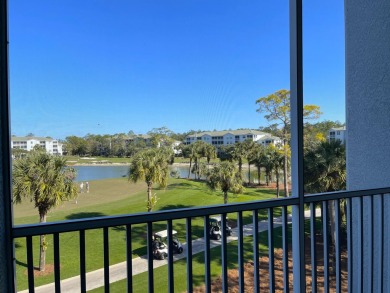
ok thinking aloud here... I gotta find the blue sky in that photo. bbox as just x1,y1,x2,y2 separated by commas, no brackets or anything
9,0,345,139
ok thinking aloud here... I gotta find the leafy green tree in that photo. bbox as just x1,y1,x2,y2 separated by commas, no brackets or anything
207,162,244,204
126,139,147,157
65,135,88,156
12,150,78,271
128,148,170,212
105,133,126,157
304,120,345,150
147,126,174,148
256,89,322,196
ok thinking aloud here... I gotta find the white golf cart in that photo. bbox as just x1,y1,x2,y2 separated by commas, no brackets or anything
152,230,183,260
209,216,232,240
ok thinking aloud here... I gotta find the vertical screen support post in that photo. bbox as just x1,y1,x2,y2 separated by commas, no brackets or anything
290,0,305,292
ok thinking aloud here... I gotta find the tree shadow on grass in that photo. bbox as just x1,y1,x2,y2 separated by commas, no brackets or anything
166,182,195,189
248,187,279,197
111,226,126,232
65,212,106,220
158,204,194,211
15,258,28,269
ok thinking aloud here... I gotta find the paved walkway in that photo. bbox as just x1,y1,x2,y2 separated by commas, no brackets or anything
20,210,319,292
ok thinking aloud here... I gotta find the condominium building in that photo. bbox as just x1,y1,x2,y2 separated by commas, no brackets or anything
328,126,346,144
125,134,153,145
11,136,63,155
184,129,281,146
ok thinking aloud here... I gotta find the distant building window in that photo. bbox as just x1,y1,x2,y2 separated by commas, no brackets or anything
337,131,340,135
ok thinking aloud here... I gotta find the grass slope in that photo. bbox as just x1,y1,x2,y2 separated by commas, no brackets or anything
13,178,280,290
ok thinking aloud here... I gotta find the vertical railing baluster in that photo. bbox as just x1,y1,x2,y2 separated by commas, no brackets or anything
322,201,329,293
167,220,174,293
126,225,132,293
54,233,61,292
347,198,353,293
310,203,317,293
204,215,211,293
103,227,110,293
221,213,228,293
26,236,35,292
360,196,363,293
79,230,86,292
335,200,341,293
186,218,193,293
380,194,384,293
282,206,289,293
370,195,374,293
253,210,260,293
237,211,244,292
268,208,275,293
147,222,154,293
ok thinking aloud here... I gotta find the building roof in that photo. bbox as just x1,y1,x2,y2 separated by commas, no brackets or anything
126,134,152,140
186,129,269,138
329,126,346,131
11,136,57,142
258,135,281,141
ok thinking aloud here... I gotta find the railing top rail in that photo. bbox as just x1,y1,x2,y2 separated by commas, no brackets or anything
12,186,390,238
304,186,390,203
13,196,299,238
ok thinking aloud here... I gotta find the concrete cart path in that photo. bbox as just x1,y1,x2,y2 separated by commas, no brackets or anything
19,209,319,293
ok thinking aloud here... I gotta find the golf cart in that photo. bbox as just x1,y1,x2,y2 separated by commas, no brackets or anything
209,216,232,240
152,230,183,260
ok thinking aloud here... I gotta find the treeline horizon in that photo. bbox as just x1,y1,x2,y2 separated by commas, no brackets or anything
42,120,343,157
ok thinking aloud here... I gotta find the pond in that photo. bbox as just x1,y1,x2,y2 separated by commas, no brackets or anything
73,165,194,182
73,165,265,183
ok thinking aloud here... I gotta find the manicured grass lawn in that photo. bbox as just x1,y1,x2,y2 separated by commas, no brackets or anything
89,225,291,293
13,177,281,290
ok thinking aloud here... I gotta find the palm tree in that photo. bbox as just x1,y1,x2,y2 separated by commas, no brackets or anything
262,148,274,187
304,140,346,270
189,141,208,180
242,139,256,185
230,142,248,179
207,161,244,204
181,144,197,179
128,148,170,212
250,144,266,185
203,144,217,169
303,140,346,193
12,150,78,271
267,145,284,197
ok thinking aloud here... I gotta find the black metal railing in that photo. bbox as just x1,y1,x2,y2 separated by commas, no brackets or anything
12,187,390,292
